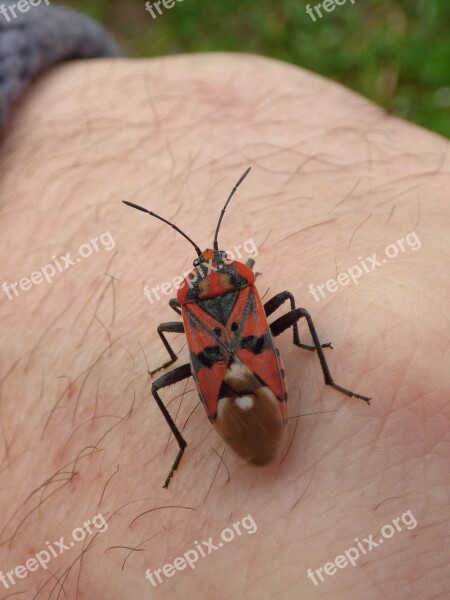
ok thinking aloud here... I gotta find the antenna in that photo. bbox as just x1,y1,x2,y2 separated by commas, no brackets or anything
122,200,202,256
213,167,252,251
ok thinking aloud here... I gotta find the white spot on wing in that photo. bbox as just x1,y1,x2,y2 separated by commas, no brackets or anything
224,360,260,394
235,395,254,411
226,362,249,381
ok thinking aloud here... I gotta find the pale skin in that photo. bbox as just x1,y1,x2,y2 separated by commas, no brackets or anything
0,54,448,599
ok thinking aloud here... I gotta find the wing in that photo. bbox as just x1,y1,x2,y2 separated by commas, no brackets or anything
181,301,230,419
226,285,287,406
182,285,287,420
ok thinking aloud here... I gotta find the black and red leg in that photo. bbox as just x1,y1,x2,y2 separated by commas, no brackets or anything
268,302,371,403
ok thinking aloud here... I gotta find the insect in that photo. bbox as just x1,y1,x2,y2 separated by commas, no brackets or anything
123,167,371,488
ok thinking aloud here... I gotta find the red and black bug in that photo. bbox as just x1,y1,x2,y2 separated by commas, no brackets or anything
123,167,370,488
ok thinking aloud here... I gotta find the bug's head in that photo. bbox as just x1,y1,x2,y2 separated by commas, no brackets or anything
193,248,228,268
187,248,254,288
179,246,255,302
190,248,253,285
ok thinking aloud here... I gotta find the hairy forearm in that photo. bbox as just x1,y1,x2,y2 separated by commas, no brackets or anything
0,55,448,599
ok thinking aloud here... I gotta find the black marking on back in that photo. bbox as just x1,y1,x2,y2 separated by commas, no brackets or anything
198,291,238,326
240,333,271,354
193,345,223,369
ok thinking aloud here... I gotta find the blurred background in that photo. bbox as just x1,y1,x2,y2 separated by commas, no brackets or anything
58,0,449,137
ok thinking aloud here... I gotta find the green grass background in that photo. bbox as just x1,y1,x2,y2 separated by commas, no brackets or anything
58,0,449,137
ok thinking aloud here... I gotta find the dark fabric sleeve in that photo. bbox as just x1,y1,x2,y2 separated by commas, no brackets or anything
0,1,123,130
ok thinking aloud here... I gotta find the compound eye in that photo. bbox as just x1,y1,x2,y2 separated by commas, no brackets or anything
220,251,228,261
193,258,200,267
